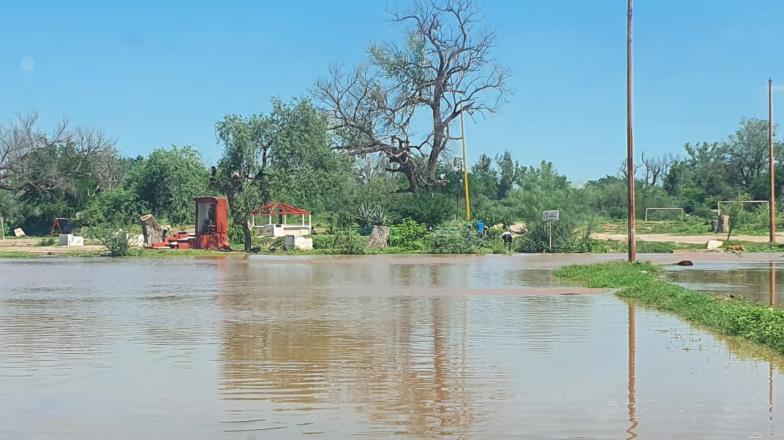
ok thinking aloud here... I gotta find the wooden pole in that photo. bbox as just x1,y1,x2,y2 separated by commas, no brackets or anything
770,261,777,307
770,78,776,243
627,304,638,438
626,0,637,262
460,111,472,221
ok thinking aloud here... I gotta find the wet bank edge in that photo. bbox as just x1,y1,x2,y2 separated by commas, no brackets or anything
556,261,784,357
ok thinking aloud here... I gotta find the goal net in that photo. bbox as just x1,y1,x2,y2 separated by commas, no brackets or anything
717,200,769,217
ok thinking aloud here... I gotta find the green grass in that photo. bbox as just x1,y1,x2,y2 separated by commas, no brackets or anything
588,239,706,254
0,250,37,258
556,262,784,355
722,240,784,253
597,219,776,236
0,249,102,258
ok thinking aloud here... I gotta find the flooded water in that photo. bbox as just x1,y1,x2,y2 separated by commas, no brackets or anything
1,254,783,439
666,259,783,306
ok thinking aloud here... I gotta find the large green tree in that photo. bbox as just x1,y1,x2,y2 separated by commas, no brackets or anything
264,99,354,213
215,98,353,250
128,145,209,225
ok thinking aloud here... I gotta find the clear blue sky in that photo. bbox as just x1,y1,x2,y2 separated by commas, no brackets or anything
2,0,783,182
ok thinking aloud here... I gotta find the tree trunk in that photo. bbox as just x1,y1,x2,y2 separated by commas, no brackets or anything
715,215,730,234
139,214,164,247
242,220,252,252
366,225,389,249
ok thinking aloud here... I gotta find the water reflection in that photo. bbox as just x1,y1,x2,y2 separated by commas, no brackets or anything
771,262,777,307
217,260,488,437
627,304,638,440
2,257,784,438
667,260,784,306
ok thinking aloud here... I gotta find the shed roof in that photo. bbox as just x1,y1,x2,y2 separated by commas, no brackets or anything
252,202,310,216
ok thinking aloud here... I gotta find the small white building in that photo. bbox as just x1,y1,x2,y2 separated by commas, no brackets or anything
250,202,312,237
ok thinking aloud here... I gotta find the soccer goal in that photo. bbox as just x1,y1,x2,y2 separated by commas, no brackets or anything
644,207,684,221
717,200,769,217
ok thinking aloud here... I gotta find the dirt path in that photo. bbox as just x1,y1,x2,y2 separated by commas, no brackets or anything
592,232,784,244
0,238,105,255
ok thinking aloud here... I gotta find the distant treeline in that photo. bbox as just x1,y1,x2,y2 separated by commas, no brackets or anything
0,102,779,238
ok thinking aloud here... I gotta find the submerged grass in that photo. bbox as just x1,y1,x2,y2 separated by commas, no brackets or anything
556,262,784,355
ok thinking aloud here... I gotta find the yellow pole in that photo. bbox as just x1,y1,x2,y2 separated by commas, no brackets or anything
770,78,776,243
460,110,472,221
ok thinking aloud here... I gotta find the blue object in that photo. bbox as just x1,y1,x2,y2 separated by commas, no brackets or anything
477,219,485,235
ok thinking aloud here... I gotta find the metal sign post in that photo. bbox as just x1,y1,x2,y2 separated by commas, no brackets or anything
543,210,560,253
548,222,553,252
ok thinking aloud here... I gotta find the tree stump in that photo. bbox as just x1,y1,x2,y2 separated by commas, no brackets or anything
366,225,389,249
715,215,730,233
140,214,164,247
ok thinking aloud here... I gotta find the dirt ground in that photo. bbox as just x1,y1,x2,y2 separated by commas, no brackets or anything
591,232,784,244
0,237,105,255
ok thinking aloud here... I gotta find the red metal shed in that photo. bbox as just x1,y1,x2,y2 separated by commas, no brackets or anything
194,196,230,250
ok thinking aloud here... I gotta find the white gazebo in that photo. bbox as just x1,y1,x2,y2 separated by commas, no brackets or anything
250,202,312,237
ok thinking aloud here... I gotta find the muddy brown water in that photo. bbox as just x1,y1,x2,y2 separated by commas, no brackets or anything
1,254,783,439
666,259,784,307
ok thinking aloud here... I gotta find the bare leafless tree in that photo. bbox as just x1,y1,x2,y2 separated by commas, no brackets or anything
640,151,674,186
315,0,509,192
0,113,66,191
618,158,642,181
0,113,119,195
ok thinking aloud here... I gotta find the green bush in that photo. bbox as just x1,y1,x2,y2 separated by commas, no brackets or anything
228,223,245,245
389,192,456,226
36,237,56,246
389,218,429,250
427,220,483,254
89,227,134,257
326,211,357,234
81,188,147,227
516,220,576,253
330,229,367,254
311,234,336,250
311,229,367,254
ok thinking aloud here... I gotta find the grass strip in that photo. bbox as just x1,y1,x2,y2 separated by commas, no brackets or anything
556,261,784,355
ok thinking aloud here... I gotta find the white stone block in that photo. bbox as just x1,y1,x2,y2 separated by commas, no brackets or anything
706,240,723,251
284,235,313,251
58,234,84,247
128,234,145,247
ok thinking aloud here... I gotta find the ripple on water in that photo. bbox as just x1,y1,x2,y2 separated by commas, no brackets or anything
0,256,783,439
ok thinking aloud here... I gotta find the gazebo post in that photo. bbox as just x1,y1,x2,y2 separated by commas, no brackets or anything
308,214,312,233
283,214,287,225
301,214,305,226
268,214,272,225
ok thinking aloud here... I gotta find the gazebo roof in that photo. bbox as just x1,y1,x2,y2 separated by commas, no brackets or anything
252,202,310,216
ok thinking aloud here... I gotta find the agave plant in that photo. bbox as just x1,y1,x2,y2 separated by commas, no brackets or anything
356,203,388,227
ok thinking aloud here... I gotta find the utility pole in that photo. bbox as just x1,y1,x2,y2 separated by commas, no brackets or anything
770,78,776,243
460,108,472,221
626,0,637,262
